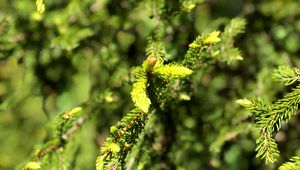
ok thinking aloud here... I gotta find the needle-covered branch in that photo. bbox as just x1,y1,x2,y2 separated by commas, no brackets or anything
22,107,87,170
238,66,300,164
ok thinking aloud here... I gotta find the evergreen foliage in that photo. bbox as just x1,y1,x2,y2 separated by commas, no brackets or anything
279,156,300,170
155,64,193,79
131,76,150,113
273,66,300,85
1,0,300,170
96,108,148,170
95,15,245,168
215,18,245,63
238,66,300,164
20,106,87,169
36,0,45,14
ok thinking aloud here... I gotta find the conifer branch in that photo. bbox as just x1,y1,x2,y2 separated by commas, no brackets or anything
213,18,246,63
97,30,196,169
146,37,166,60
96,9,246,170
223,18,246,38
183,31,221,67
36,0,45,14
155,64,193,79
255,132,279,163
238,67,300,163
124,114,156,170
98,52,193,169
131,76,151,113
279,156,300,170
22,107,87,170
273,66,300,85
238,85,300,163
183,18,246,67
145,23,167,60
96,109,149,170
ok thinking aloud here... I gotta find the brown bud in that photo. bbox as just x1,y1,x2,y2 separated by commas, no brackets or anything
147,56,157,66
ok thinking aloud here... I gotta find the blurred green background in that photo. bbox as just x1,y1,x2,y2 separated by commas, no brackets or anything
0,0,300,169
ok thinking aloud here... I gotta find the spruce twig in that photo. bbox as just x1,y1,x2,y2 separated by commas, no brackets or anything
238,66,300,164
22,107,89,170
